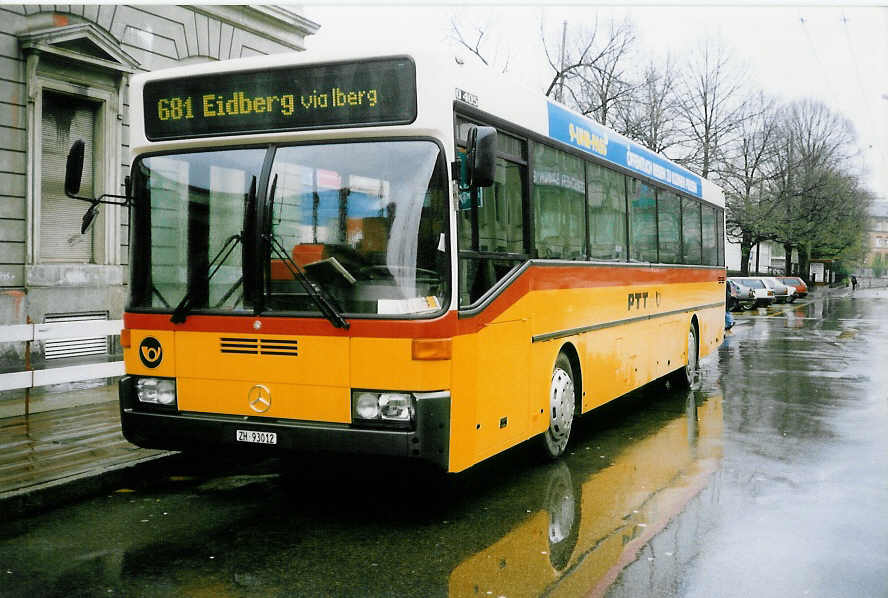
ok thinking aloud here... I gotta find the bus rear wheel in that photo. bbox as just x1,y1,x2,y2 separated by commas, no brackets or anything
670,324,698,389
540,353,576,459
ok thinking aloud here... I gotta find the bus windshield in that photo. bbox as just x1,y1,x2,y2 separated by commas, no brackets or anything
266,141,449,315
130,141,449,317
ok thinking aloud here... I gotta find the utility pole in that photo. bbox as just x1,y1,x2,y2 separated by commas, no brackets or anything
785,131,794,276
557,20,567,104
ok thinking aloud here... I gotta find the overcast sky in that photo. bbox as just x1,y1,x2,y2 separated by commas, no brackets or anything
302,2,888,202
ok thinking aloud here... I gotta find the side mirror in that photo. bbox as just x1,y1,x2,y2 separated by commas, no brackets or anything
65,140,85,197
81,202,100,234
467,126,497,188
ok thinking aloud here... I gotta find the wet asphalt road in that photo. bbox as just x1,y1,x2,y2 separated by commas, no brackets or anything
1,289,886,598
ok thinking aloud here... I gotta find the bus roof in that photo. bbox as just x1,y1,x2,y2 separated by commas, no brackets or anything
130,45,723,208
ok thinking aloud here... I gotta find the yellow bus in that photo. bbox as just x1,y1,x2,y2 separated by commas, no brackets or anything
65,47,726,473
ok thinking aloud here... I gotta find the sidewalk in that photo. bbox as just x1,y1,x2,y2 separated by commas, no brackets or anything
0,385,175,517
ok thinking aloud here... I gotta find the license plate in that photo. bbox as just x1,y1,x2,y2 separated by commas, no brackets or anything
236,430,277,445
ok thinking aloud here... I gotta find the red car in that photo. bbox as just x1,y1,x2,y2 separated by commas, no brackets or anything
777,277,808,299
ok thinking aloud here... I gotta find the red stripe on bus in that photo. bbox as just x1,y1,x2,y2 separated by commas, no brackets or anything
124,264,723,338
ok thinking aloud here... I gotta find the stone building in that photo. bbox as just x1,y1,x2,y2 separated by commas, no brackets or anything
0,5,318,389
862,202,888,281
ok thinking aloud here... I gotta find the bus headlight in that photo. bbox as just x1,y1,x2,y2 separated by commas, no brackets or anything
351,390,415,427
355,392,381,420
136,377,177,406
379,393,413,421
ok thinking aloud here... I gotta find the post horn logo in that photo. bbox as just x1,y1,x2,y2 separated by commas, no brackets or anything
139,337,163,369
248,384,272,413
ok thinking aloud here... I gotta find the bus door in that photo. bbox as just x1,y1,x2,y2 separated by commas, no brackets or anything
455,123,533,459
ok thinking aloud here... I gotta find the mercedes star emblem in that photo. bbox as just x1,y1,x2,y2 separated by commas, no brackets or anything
247,384,272,413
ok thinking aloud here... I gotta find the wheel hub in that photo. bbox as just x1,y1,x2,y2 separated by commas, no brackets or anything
549,368,575,445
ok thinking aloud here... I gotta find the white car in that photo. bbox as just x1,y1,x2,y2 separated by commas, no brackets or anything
759,277,795,304
731,277,775,307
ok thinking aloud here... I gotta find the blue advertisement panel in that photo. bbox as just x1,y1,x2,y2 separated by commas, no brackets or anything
546,102,702,198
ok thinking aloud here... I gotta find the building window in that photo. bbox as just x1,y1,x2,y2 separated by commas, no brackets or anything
40,91,100,262
19,22,139,273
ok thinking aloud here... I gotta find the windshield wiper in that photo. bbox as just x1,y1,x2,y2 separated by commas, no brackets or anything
171,175,258,324
170,233,242,323
264,234,350,330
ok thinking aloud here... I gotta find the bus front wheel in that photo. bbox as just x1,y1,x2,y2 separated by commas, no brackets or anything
670,324,698,389
540,353,576,459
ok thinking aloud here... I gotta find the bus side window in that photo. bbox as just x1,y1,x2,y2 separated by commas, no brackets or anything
657,190,682,264
459,157,527,306
477,158,524,253
702,204,718,266
532,144,585,260
628,178,658,263
586,164,627,261
682,197,702,264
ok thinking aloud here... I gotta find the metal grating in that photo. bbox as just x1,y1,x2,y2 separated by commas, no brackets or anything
220,337,299,357
43,312,109,360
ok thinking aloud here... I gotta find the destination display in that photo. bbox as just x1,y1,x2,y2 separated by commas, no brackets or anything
143,57,417,140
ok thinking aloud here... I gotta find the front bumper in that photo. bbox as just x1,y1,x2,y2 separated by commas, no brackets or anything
119,376,451,470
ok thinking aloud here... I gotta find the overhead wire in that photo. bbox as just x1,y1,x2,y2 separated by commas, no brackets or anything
796,9,835,100
839,10,888,180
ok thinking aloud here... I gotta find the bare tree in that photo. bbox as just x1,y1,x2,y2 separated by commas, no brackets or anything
540,14,636,124
613,56,681,154
769,99,860,278
449,16,511,72
720,92,782,274
675,38,748,179
574,17,636,127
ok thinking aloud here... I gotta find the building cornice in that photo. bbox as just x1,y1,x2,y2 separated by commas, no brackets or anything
19,23,140,73
189,5,320,52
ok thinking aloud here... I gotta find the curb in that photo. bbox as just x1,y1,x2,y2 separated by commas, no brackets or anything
1,450,179,518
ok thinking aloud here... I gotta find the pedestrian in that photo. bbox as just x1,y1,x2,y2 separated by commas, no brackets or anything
851,275,858,290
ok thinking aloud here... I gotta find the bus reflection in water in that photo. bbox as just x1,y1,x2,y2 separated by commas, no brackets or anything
449,393,723,597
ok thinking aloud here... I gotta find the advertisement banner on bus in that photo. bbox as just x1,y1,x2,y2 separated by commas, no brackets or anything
546,102,702,198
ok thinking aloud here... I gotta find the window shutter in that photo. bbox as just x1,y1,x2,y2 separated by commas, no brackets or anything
40,91,97,262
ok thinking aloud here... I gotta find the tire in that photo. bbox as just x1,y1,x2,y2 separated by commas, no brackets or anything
669,324,698,389
739,300,755,311
539,353,576,460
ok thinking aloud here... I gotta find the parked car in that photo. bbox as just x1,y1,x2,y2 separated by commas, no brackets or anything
760,276,794,304
731,277,775,307
777,276,808,299
726,279,756,311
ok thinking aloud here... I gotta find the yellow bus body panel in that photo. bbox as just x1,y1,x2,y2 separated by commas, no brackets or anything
172,332,349,421
350,337,450,391
176,377,350,422
448,277,723,473
124,330,176,378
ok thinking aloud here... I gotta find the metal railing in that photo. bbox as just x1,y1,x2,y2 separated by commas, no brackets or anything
0,320,123,399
